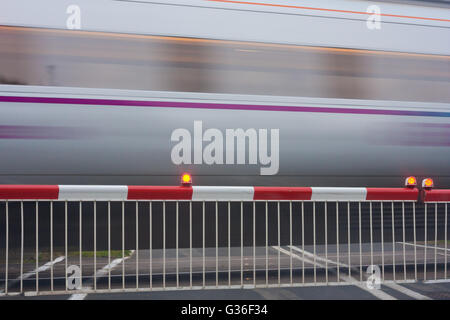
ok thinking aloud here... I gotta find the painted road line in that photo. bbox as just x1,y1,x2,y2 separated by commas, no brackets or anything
68,250,134,300
272,246,397,300
0,256,65,294
288,246,431,300
423,279,450,284
399,242,450,254
383,282,431,300
289,246,348,268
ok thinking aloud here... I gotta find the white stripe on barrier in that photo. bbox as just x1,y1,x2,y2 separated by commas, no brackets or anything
58,185,128,200
311,187,367,201
192,186,254,201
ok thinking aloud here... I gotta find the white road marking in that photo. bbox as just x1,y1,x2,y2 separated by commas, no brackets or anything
0,256,65,294
398,242,450,255
68,250,134,300
383,282,431,300
272,246,397,300
68,293,88,300
289,246,348,268
287,246,433,300
423,279,450,284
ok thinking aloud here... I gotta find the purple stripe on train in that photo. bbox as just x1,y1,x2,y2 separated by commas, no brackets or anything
1,95,449,118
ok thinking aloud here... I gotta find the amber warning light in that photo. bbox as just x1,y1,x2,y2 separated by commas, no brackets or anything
422,178,434,190
405,176,417,188
181,173,192,186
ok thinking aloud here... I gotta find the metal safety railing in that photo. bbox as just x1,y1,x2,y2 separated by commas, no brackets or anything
0,184,448,296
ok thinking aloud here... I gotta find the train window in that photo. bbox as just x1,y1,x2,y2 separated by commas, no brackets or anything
0,25,449,103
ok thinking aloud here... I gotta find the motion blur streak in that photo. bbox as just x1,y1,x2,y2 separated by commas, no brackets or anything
2,25,449,59
1,26,449,102
0,25,449,187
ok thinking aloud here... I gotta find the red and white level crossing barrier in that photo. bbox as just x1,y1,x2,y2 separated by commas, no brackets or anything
0,183,448,297
0,184,435,201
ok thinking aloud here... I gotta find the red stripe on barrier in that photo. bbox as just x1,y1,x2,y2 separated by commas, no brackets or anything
127,186,193,200
423,189,450,202
253,187,312,200
366,188,419,201
0,185,59,199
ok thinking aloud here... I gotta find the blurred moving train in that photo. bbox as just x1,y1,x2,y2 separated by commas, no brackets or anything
0,0,449,188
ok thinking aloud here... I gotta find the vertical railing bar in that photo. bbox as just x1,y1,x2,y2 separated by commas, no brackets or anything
313,201,316,284
5,200,8,295
347,201,351,279
176,201,179,289
265,201,268,288
434,203,438,281
359,202,362,282
216,201,218,288
277,201,280,286
79,201,82,290
413,202,417,281
65,201,68,292
445,203,448,280
424,203,427,281
108,201,111,291
202,201,205,289
149,201,152,290
402,202,407,281
336,201,340,282
36,200,39,293
369,201,373,265
325,201,328,284
122,201,125,290
136,201,140,289
20,202,24,293
302,202,305,284
190,201,192,289
241,201,244,288
94,200,96,291
381,202,384,282
228,201,231,288
392,201,396,282
289,201,293,286
162,201,165,290
50,201,53,292
253,202,256,287
370,202,373,269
